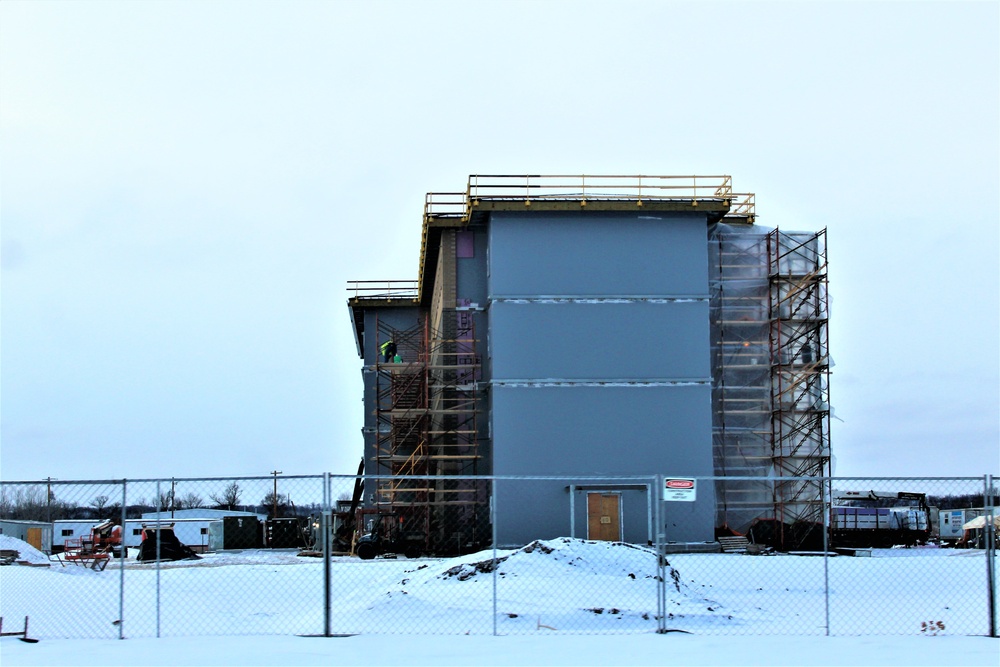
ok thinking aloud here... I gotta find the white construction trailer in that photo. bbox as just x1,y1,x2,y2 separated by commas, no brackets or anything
53,519,214,553
938,508,986,544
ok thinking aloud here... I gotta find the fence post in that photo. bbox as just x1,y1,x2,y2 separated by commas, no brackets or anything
646,482,653,546
569,484,575,539
822,475,830,636
491,476,498,637
119,479,127,640
655,474,665,634
986,474,996,638
155,480,162,638
323,472,331,637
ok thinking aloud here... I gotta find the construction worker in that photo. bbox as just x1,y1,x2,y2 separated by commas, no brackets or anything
380,339,397,362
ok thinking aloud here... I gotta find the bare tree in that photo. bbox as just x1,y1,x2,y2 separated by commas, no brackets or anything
178,492,204,509
90,495,110,520
6,485,47,521
209,482,242,510
260,492,289,518
0,486,13,519
157,491,175,512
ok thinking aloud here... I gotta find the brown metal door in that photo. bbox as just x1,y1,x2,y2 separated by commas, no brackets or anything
27,527,42,550
587,493,621,542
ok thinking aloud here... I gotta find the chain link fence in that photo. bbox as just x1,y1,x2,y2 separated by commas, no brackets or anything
0,475,995,639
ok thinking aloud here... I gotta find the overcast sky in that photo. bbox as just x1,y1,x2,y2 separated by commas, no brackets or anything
1,1,997,482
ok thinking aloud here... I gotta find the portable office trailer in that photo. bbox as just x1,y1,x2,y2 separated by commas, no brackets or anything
53,521,100,552
0,520,52,552
141,509,266,522
938,508,986,543
54,519,213,553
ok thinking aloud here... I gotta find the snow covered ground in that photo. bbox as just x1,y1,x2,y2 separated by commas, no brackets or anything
1,536,997,665
2,633,998,666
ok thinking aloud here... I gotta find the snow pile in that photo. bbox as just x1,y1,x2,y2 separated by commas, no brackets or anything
434,538,677,586
338,538,724,633
0,535,50,565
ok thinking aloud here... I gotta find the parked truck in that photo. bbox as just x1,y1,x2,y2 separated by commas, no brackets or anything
831,490,932,548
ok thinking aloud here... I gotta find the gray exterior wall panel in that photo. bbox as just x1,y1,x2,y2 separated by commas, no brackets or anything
490,301,710,381
488,211,709,297
486,209,715,545
492,385,714,544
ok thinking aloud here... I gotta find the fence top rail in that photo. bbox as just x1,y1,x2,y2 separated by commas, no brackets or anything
2,474,993,485
0,474,329,485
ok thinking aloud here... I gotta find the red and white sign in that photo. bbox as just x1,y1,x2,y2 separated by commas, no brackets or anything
663,478,697,502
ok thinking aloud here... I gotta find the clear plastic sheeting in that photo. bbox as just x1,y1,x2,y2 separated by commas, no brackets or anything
708,224,832,546
709,224,774,536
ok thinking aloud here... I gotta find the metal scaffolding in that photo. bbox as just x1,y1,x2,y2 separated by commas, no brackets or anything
710,224,831,549
371,312,489,554
767,228,831,543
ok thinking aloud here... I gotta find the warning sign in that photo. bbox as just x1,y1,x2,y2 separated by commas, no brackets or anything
663,478,697,502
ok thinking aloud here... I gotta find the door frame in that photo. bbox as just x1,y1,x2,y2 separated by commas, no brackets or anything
568,483,652,544
585,491,623,542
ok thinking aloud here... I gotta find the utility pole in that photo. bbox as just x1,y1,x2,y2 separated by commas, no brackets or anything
271,470,282,518
46,477,57,524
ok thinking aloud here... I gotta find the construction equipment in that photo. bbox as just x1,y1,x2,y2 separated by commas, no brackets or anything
62,519,122,570
136,524,201,562
355,512,424,560
337,460,366,550
299,459,366,556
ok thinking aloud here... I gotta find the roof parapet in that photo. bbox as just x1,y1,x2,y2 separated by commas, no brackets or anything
418,175,756,303
424,174,755,221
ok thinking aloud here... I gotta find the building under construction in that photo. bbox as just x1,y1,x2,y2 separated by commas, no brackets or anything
347,175,830,551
